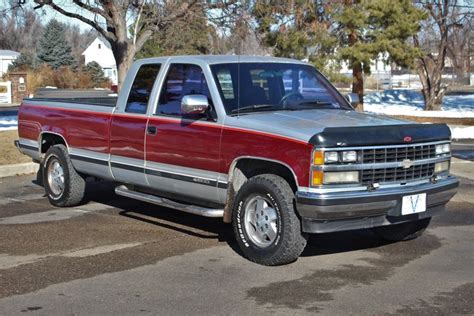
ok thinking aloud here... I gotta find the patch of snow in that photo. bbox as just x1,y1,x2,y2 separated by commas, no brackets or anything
0,115,18,131
365,89,474,117
450,125,474,139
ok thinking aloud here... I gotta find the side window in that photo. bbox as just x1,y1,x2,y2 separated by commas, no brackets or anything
216,68,234,99
157,64,212,117
125,64,161,114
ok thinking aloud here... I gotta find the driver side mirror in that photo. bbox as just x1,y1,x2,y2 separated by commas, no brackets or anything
181,95,209,115
345,93,359,107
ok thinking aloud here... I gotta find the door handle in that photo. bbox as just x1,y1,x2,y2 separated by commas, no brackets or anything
147,125,157,135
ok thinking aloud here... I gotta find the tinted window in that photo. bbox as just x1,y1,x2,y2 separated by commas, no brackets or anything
125,64,161,114
211,63,350,114
157,64,212,117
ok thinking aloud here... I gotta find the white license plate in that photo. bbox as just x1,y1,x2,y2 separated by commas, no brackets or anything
401,193,427,215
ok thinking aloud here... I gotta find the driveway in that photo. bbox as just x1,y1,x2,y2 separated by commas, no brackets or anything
0,159,473,315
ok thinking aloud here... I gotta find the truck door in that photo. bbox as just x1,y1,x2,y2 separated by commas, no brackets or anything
145,63,224,204
110,63,161,185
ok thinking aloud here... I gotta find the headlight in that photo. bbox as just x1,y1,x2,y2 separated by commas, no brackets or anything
435,143,450,155
342,150,357,162
324,151,339,163
434,161,450,174
320,150,358,164
323,171,360,184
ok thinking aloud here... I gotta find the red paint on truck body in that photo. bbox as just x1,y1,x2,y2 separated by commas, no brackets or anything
110,113,148,161
146,116,222,172
220,127,313,187
19,104,112,153
18,103,313,187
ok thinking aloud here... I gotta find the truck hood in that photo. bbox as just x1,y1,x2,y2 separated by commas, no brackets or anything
224,109,451,147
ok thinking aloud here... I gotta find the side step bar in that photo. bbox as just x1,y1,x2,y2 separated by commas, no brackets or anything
115,185,224,218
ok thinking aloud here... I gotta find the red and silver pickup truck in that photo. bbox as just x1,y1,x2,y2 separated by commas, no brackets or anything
16,56,458,265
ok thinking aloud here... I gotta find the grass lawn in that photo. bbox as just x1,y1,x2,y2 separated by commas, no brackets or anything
0,130,33,165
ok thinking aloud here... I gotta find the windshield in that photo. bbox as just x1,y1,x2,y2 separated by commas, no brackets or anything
210,62,351,115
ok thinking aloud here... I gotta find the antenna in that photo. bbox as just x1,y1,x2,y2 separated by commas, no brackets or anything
237,54,240,117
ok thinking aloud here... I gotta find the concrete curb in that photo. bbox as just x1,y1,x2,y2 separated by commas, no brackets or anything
0,162,38,178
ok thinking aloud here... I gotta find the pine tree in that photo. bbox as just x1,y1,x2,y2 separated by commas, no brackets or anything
254,0,426,110
8,51,37,71
336,0,426,110
37,19,76,69
253,2,341,80
83,61,107,86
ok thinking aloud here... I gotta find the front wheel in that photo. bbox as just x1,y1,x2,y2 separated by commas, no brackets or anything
43,144,86,207
232,174,308,266
371,218,431,242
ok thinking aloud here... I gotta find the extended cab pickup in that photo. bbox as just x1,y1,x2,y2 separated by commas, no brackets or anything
16,56,458,265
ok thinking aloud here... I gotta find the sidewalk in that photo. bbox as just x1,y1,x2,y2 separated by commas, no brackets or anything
0,103,20,108
0,162,38,178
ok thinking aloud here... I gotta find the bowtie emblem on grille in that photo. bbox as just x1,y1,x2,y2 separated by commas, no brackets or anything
404,136,412,142
402,159,414,169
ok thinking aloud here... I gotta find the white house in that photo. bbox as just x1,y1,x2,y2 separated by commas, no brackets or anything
339,53,392,79
82,37,118,85
0,50,20,77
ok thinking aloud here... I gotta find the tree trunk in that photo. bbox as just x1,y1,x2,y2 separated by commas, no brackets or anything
416,57,444,111
420,84,445,111
352,61,364,111
347,18,364,112
111,41,134,92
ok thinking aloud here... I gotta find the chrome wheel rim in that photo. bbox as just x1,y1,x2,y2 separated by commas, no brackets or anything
244,194,278,248
47,158,65,196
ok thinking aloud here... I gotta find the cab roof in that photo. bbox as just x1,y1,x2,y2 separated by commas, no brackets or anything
137,55,308,65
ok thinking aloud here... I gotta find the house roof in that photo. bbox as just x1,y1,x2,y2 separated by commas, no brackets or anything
82,37,111,55
0,50,20,57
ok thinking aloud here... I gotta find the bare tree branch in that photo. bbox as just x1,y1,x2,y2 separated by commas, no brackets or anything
33,0,114,41
72,0,107,18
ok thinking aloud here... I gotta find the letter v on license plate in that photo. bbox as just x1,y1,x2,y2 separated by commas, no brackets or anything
401,193,427,215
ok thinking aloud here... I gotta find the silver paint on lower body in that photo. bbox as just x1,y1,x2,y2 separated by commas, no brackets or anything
69,148,114,181
18,138,41,161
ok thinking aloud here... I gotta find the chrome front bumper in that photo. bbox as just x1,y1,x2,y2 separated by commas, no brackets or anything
296,176,459,233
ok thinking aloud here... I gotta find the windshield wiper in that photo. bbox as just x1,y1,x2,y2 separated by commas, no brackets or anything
292,101,333,107
231,104,277,114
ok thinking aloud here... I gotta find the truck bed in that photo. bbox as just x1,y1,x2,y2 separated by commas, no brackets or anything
24,97,117,107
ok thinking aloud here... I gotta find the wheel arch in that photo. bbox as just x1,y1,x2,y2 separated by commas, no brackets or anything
223,156,300,223
39,131,69,158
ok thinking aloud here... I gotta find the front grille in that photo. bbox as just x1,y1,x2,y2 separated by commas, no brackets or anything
362,144,436,164
361,163,435,184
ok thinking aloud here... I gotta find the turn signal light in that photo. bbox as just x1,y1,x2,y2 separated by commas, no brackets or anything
311,170,324,186
313,151,324,165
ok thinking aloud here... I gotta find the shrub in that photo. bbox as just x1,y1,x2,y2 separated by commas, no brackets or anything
22,64,110,94
83,61,108,86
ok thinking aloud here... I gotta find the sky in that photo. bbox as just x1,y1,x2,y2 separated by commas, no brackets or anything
1,1,102,32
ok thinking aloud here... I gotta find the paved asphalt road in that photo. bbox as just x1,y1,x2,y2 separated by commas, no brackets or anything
0,158,473,314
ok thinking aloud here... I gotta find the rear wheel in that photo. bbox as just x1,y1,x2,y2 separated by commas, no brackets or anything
43,145,85,207
372,218,431,241
232,174,307,266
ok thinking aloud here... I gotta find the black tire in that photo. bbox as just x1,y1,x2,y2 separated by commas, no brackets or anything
36,162,44,186
43,144,86,207
372,218,431,242
232,174,308,266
